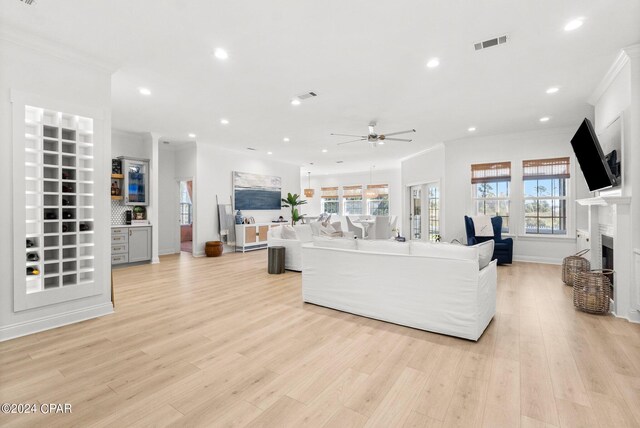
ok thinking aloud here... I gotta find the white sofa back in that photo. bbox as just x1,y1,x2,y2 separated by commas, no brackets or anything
302,240,497,341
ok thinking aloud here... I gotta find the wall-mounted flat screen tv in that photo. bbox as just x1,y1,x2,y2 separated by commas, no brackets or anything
570,118,616,192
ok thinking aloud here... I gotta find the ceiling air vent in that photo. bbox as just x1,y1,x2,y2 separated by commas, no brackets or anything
297,91,318,100
246,147,257,151
19,0,36,4
474,34,508,51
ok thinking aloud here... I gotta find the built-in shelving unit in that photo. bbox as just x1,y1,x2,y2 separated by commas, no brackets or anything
23,106,95,294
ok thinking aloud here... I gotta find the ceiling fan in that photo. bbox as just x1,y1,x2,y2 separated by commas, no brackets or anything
331,122,416,147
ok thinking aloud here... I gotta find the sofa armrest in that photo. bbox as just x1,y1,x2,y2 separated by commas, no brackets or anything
496,237,513,245
468,236,478,246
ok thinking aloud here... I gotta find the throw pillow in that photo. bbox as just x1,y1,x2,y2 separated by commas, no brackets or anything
281,225,298,240
309,221,322,236
472,240,494,269
270,226,283,239
294,224,313,242
471,215,494,237
313,236,357,250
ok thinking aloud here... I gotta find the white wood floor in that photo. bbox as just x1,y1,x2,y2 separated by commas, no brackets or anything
1,251,639,427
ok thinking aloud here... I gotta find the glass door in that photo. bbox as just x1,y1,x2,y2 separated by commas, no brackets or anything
409,185,422,240
124,159,149,206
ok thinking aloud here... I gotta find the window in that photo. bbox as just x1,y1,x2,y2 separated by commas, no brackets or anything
320,187,339,214
523,157,570,235
471,162,511,232
428,184,440,241
366,184,389,216
343,185,363,215
179,181,192,225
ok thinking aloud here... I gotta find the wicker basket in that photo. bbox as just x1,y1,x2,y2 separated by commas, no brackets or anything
562,249,590,286
573,269,612,314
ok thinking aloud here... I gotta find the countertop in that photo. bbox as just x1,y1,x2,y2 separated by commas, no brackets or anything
111,224,152,228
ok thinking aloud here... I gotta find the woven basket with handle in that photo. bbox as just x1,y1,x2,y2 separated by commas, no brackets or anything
573,269,612,314
562,249,590,286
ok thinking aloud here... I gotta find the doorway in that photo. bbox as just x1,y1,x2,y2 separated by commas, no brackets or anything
179,180,193,253
408,182,440,242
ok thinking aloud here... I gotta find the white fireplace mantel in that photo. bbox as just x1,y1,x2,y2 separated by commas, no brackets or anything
576,196,631,206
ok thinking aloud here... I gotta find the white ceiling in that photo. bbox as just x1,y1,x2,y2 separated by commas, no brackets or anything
2,0,639,173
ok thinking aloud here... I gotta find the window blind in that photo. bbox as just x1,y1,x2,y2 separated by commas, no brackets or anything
342,185,363,199
523,157,570,180
471,162,511,184
320,187,338,198
366,184,389,196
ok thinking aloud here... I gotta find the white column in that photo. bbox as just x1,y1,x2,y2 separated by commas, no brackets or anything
145,132,161,263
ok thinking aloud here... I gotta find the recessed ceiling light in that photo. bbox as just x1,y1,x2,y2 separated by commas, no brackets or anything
291,99,301,106
468,127,476,132
546,87,560,94
426,58,440,68
321,149,328,153
539,116,550,122
138,87,151,96
378,142,385,145
283,137,290,142
564,18,584,32
214,48,228,60
267,151,273,155
188,133,196,138
220,118,229,125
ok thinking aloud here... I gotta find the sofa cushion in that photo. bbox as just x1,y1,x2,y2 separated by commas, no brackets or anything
471,240,494,269
294,224,313,242
281,225,298,240
410,241,479,262
313,236,357,250
357,239,410,255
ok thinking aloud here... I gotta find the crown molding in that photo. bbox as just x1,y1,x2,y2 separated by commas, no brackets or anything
0,20,121,74
588,49,631,105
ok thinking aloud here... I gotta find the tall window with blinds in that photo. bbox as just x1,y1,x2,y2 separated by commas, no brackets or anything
343,185,363,215
471,161,511,232
320,187,339,214
523,157,570,235
366,184,389,216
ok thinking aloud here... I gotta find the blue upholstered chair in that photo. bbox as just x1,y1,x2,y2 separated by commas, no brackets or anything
464,216,513,265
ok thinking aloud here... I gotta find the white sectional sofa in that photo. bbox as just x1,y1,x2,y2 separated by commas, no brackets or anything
267,224,314,271
301,238,496,341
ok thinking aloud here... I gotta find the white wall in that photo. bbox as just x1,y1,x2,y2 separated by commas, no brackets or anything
1,33,113,340
443,127,591,264
158,146,179,255
111,129,150,159
301,168,402,230
195,144,300,256
156,143,196,256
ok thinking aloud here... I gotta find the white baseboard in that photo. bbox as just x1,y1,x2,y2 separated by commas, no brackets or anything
158,248,179,256
513,255,563,265
0,302,114,342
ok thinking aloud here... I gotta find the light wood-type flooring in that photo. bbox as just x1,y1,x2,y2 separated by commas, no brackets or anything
2,251,640,427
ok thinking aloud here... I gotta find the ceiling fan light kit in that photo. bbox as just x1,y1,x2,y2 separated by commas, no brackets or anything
332,122,416,147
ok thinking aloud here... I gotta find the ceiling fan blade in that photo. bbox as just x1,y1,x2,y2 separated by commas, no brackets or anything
337,138,367,145
331,133,366,138
382,137,412,142
381,129,416,137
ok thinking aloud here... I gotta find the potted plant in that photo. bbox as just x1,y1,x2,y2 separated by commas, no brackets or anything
281,193,307,226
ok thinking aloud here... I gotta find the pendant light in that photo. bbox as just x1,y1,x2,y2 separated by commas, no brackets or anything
303,171,315,198
364,165,378,198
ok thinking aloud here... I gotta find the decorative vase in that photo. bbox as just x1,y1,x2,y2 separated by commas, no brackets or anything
235,210,243,224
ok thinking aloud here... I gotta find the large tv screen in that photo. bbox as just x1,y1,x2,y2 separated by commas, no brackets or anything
570,118,616,192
